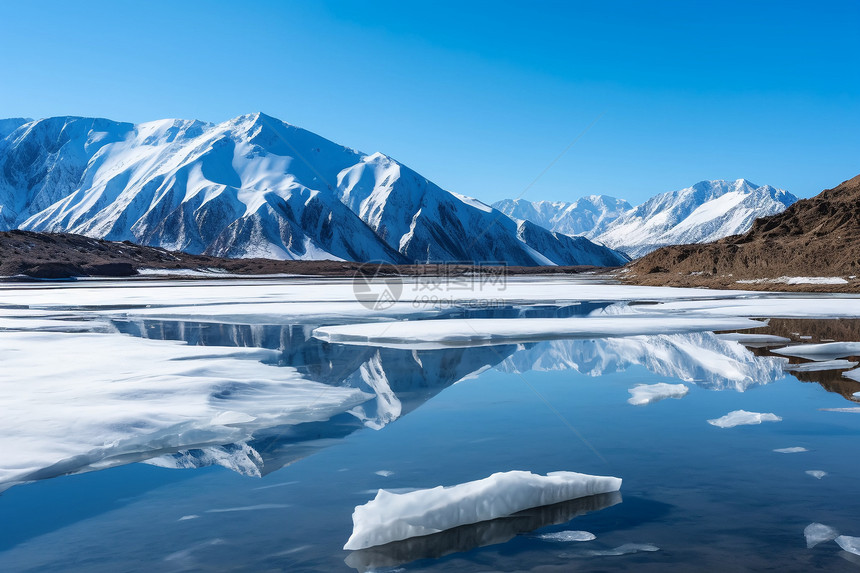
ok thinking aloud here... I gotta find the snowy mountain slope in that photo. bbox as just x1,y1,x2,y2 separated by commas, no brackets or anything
492,195,631,237
495,180,796,260
0,114,627,266
594,179,797,258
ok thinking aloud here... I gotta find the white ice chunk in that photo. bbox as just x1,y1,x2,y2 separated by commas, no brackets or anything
585,543,660,556
772,342,860,361
820,407,860,413
343,470,622,550
805,523,839,548
314,316,767,349
773,447,808,453
716,333,791,345
805,470,827,479
708,410,782,428
785,360,859,372
627,383,689,405
375,470,394,477
836,535,860,555
537,530,596,542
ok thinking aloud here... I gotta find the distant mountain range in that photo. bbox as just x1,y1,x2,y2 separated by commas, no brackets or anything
628,173,860,289
0,114,627,267
494,179,797,258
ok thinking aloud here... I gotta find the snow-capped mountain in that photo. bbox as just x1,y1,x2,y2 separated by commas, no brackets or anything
0,114,627,266
493,195,631,237
595,179,797,258
493,180,796,259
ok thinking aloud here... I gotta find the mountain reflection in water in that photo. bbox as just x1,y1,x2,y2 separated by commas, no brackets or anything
107,310,822,481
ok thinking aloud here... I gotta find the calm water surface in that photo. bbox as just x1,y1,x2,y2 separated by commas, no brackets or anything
1,306,859,572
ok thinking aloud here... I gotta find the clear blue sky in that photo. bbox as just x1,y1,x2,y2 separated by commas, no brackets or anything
1,0,858,205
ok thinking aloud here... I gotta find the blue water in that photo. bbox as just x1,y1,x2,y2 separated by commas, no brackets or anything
1,314,859,572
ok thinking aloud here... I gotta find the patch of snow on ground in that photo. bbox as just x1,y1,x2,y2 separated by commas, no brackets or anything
735,276,848,285
343,470,622,550
627,383,689,405
708,410,782,428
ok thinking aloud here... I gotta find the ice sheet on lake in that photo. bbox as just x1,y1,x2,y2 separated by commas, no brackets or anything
623,298,860,319
0,330,373,491
537,530,596,542
627,383,689,405
313,316,767,349
343,470,622,550
784,359,859,372
774,447,807,453
707,410,782,428
836,536,860,556
805,523,839,548
773,342,860,361
806,470,827,479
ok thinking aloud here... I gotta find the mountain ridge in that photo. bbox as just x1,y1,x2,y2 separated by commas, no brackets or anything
0,113,627,267
493,179,797,258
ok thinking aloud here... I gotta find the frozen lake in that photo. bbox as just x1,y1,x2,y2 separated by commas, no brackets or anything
1,277,860,571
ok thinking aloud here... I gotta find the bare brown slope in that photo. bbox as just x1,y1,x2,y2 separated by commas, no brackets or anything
0,230,612,280
623,174,860,292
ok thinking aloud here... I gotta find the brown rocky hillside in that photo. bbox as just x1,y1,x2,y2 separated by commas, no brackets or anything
625,174,860,292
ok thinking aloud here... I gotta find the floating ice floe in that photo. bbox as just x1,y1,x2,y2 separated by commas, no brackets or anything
837,536,860,555
584,543,660,556
343,470,622,550
313,317,766,349
626,298,860,319
375,470,394,477
773,447,808,454
344,492,620,571
537,530,596,542
805,470,827,479
805,523,839,548
627,383,689,406
715,333,791,346
784,359,859,372
707,410,782,428
772,342,860,361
